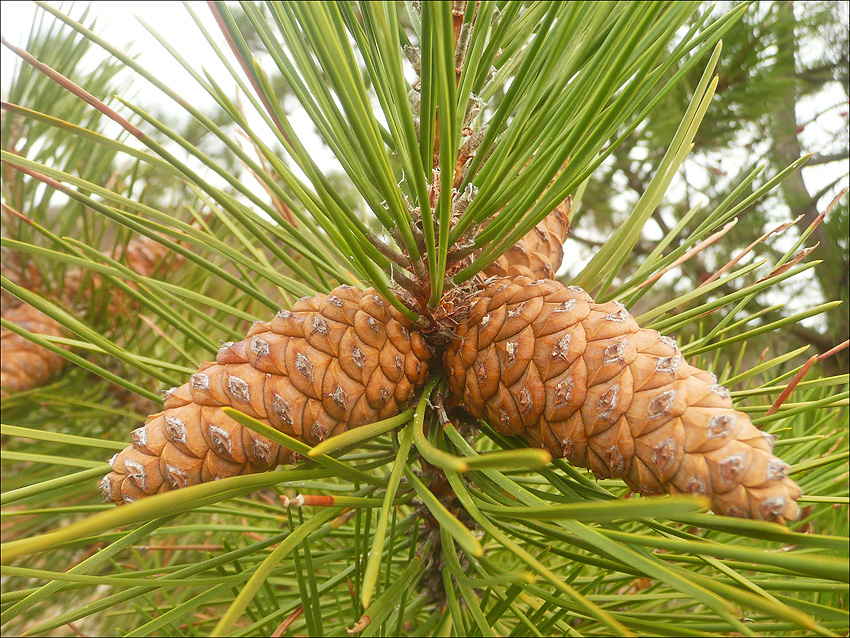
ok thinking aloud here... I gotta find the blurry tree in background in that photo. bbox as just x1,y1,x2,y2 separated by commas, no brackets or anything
576,0,849,374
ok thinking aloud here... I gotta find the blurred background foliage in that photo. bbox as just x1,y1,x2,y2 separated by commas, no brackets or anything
574,0,849,374
0,5,264,421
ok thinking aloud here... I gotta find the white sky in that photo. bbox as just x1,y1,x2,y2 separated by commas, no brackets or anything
2,2,223,107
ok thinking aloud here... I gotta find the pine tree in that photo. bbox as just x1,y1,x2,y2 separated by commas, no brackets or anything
1,3,847,637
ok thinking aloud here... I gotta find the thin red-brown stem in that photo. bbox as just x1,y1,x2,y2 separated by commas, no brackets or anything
280,493,337,507
133,544,223,551
640,219,738,291
346,575,356,599
818,340,849,362
0,37,144,140
207,2,292,147
698,216,802,289
767,355,818,417
330,507,356,529
66,622,90,638
233,120,297,226
757,246,818,283
756,188,847,284
272,606,304,637
766,340,849,416
65,544,103,571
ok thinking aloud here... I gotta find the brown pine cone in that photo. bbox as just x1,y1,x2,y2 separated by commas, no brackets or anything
116,234,185,281
62,235,184,313
443,276,801,522
482,203,570,281
1,235,185,398
102,284,432,504
1,249,42,313
1,303,66,397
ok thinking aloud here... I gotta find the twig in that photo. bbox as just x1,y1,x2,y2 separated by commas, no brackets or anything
637,219,738,291
272,606,304,637
368,232,412,271
445,243,477,265
766,340,849,416
391,266,427,298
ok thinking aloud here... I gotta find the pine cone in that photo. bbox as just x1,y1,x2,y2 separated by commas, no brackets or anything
116,234,185,281
1,249,42,313
62,235,184,314
443,276,801,522
1,235,185,398
1,303,66,397
102,284,432,504
483,206,570,280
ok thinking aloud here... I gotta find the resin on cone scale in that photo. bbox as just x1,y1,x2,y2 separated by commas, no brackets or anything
443,276,801,522
102,284,431,504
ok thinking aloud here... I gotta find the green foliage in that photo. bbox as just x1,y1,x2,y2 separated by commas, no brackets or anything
1,2,847,636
